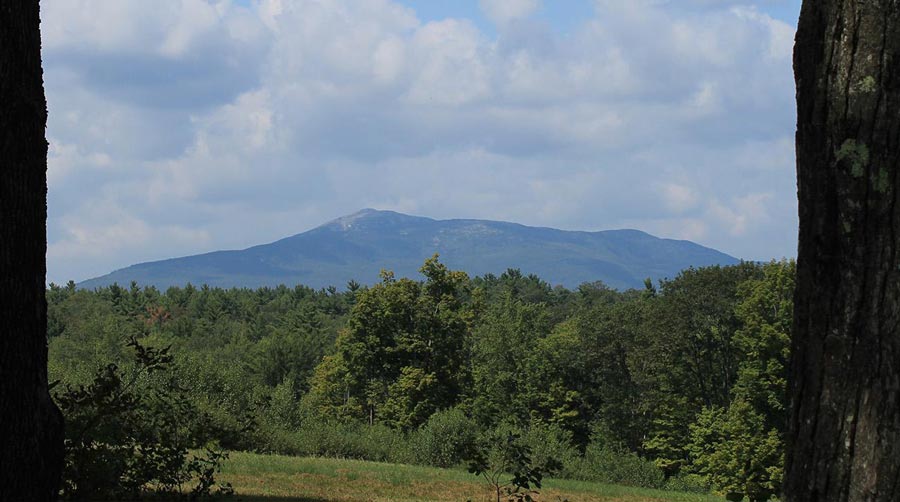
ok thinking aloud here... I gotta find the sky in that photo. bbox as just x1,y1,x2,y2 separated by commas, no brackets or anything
42,0,802,284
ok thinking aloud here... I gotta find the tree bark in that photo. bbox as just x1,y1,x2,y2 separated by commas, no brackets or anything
0,1,65,500
788,1,900,501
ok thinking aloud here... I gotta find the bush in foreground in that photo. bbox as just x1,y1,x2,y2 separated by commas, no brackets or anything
55,337,232,500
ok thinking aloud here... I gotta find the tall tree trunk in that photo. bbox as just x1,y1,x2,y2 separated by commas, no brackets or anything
788,1,900,501
0,1,65,500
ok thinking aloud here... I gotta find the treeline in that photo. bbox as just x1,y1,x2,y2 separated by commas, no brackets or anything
48,257,793,501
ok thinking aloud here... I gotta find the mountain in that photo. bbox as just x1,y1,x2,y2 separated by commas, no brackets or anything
79,209,740,291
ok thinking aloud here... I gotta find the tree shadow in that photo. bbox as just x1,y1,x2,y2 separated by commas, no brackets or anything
230,497,331,502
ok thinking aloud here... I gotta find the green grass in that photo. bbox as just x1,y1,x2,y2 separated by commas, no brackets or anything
220,451,724,502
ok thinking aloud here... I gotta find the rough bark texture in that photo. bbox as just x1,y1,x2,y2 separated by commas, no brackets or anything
788,1,900,501
0,1,65,500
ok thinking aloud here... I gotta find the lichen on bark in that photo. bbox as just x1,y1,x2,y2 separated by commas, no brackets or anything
835,139,869,178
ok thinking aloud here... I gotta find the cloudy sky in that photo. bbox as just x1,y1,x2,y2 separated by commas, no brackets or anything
42,0,801,284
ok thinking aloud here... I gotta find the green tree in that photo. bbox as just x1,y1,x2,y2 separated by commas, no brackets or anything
252,303,333,390
681,261,794,500
306,256,471,428
521,319,583,434
573,295,649,450
688,400,783,502
732,260,794,432
639,264,762,472
469,293,552,426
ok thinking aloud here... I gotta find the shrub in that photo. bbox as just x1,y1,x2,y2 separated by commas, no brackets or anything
173,351,265,451
263,419,412,464
664,473,710,493
253,422,304,456
566,425,665,489
286,419,360,458
410,407,479,467
354,422,413,463
517,421,577,474
55,337,232,500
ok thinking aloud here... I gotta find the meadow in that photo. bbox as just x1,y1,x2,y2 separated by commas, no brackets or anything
219,452,725,502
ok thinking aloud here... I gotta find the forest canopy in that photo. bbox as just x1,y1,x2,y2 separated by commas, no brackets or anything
49,257,794,501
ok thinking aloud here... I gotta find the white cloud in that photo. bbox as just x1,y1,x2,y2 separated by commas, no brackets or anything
47,139,113,185
42,0,799,283
405,19,491,106
707,192,775,237
732,6,795,60
661,183,700,213
479,0,540,26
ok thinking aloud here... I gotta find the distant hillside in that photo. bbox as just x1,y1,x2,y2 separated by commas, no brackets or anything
80,209,740,290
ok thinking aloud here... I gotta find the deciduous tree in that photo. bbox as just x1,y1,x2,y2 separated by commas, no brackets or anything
788,1,900,500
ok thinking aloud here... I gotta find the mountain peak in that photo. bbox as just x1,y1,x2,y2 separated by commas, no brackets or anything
322,208,433,231
327,208,381,229
350,207,380,217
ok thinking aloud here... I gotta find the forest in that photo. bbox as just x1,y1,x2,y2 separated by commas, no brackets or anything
48,256,794,501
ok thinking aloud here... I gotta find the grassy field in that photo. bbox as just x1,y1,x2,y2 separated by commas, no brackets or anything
219,451,724,502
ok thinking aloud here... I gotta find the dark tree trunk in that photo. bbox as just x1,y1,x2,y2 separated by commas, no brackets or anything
0,1,65,500
788,1,900,501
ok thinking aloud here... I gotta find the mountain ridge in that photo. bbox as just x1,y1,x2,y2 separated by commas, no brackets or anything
79,209,740,290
